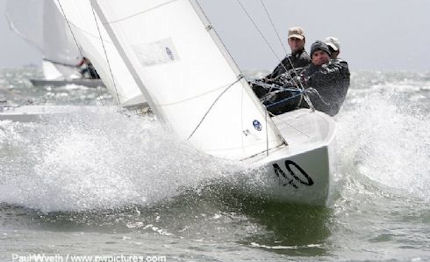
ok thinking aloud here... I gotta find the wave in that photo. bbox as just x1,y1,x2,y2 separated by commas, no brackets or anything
336,72,430,202
0,107,242,212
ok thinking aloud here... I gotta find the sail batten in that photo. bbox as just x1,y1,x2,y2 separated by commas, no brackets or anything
92,0,284,159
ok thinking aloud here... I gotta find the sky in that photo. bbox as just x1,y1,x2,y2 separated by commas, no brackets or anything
0,0,429,71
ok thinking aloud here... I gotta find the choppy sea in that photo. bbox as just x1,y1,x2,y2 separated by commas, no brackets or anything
0,67,429,261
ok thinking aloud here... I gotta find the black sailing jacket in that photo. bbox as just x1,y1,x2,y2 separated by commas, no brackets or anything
265,48,311,81
299,58,350,116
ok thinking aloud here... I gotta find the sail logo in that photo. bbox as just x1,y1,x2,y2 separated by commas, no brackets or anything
165,47,175,61
253,120,262,131
273,160,314,189
132,38,179,67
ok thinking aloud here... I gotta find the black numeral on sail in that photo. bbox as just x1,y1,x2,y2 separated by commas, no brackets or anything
273,160,314,189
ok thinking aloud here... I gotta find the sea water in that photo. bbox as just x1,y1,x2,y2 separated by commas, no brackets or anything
0,68,429,261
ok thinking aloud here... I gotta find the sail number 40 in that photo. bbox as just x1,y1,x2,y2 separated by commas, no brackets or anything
273,160,314,189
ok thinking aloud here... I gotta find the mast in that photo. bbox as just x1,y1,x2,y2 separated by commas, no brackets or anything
90,0,163,121
87,0,285,160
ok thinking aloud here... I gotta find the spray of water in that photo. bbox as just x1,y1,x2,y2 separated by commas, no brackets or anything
0,107,243,212
336,78,430,202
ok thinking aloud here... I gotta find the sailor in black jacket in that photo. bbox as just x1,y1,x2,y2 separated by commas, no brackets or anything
264,26,311,81
299,41,350,116
252,41,350,116
325,36,350,91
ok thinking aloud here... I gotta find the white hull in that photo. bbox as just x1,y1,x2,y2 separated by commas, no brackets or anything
0,105,335,205
42,60,80,81
0,105,104,122
30,78,105,88
245,109,336,206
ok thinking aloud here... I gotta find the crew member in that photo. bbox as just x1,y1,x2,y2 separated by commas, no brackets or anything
255,41,350,116
325,36,350,96
265,26,311,81
77,57,100,79
298,41,350,115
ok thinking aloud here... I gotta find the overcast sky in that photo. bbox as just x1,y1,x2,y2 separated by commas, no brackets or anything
0,0,429,71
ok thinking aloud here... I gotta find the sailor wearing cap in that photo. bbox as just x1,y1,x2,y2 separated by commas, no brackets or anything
260,40,350,116
325,36,341,59
296,40,350,116
264,26,311,81
324,36,350,96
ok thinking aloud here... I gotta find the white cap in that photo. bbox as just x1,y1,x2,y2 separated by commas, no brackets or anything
288,27,305,40
325,36,340,51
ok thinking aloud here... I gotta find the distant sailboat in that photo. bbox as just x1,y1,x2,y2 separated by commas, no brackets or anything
53,0,336,206
5,0,104,87
6,0,147,107
49,0,148,107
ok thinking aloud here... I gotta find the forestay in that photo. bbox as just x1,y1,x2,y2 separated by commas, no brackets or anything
91,0,285,160
51,0,146,106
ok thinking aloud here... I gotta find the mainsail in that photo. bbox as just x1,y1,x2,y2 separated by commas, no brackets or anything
90,0,285,159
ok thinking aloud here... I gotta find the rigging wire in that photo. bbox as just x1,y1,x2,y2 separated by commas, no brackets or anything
235,0,292,79
234,0,283,66
55,0,84,58
265,105,269,156
187,75,244,141
234,0,291,148
56,0,108,105
193,0,285,154
89,1,121,105
258,0,287,54
236,0,315,111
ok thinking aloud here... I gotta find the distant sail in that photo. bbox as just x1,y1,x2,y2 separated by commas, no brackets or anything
42,0,82,79
50,0,146,106
91,0,284,159
6,0,81,79
5,0,44,53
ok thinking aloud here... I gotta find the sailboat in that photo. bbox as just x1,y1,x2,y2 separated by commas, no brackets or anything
1,0,148,121
5,0,105,88
52,0,336,206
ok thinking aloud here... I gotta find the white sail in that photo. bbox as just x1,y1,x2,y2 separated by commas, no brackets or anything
91,0,285,159
51,0,146,106
5,0,44,53
42,60,76,80
42,0,82,78
5,0,81,79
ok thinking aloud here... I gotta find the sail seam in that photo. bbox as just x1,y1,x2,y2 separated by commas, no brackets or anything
105,0,181,25
156,83,234,107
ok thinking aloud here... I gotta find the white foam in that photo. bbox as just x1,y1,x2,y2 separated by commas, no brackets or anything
336,84,430,202
0,107,241,212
